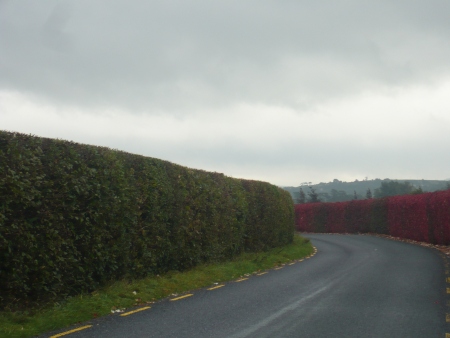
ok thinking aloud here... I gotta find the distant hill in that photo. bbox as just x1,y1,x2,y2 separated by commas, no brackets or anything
283,178,450,203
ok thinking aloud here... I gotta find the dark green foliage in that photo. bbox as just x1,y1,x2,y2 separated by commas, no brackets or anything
0,131,294,309
307,186,320,203
374,181,414,198
369,198,388,234
295,187,306,204
328,189,353,202
410,187,424,195
310,203,327,233
241,180,294,251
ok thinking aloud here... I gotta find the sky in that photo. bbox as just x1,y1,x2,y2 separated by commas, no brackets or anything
1,0,450,186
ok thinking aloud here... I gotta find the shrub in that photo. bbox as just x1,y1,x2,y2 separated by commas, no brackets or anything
0,131,294,308
295,190,449,244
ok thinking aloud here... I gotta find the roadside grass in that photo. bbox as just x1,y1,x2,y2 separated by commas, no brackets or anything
0,234,313,338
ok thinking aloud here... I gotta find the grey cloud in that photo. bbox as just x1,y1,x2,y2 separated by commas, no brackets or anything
1,0,450,113
41,2,73,52
113,131,450,185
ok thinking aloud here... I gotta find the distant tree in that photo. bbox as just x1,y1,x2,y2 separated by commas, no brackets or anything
296,187,306,204
410,187,424,195
307,186,321,203
374,181,414,198
366,188,372,199
353,190,358,200
320,192,331,202
330,189,339,202
329,189,352,202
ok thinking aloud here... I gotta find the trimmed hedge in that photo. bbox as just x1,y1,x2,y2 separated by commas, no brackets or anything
295,190,450,245
0,131,294,307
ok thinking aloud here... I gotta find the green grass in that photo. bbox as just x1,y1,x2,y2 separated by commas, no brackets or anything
0,235,313,338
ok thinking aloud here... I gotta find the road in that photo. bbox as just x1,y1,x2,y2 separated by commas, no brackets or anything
43,234,448,337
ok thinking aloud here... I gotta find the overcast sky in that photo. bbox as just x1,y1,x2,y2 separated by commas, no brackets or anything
1,0,450,186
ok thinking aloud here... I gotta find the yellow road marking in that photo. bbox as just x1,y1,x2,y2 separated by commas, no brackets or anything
447,277,450,283
275,267,283,270
447,288,450,294
298,259,304,262
235,278,248,282
446,270,449,275
288,262,295,265
50,325,92,338
207,285,224,290
170,294,193,301
445,333,450,338
257,272,268,276
446,314,450,322
120,306,151,317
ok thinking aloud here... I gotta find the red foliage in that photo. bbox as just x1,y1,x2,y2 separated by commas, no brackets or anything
426,190,450,245
344,199,373,233
325,202,346,233
295,203,319,232
356,199,373,233
387,194,429,242
294,190,449,245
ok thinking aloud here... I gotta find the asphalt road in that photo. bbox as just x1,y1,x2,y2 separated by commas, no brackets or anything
43,234,447,337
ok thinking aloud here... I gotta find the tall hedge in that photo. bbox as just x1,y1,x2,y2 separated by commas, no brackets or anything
295,190,450,245
0,131,294,307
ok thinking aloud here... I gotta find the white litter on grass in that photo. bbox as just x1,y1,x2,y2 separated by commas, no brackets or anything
111,309,125,313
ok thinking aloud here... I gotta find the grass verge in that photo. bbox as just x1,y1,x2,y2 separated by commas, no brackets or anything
0,234,313,338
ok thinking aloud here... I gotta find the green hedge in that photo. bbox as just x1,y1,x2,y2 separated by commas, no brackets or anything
0,131,294,308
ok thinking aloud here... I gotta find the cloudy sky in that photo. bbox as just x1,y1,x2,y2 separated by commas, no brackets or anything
1,0,450,186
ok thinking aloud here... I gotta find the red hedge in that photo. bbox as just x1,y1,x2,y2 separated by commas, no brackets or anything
326,202,346,233
295,203,318,233
295,190,450,245
387,194,429,242
427,190,450,245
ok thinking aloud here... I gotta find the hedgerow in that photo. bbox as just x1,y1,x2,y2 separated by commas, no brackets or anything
0,131,294,308
295,190,450,245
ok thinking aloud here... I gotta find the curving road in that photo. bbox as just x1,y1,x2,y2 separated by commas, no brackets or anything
43,234,448,337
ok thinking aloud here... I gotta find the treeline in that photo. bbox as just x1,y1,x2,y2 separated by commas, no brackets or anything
285,178,450,203
295,190,450,245
0,131,294,308
293,180,448,203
